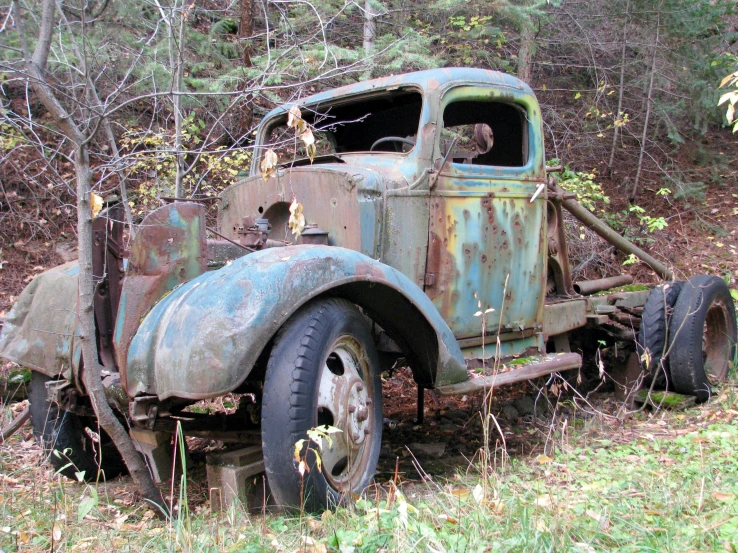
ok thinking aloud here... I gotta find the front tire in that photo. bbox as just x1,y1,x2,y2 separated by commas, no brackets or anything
669,275,737,402
262,298,382,511
28,372,126,481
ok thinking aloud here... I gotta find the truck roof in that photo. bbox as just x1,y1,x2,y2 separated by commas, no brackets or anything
261,67,531,121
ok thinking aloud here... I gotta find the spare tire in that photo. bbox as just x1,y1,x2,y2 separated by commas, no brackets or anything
637,281,683,389
28,372,126,481
669,275,737,402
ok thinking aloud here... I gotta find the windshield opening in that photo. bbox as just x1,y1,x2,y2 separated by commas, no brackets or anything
262,89,423,163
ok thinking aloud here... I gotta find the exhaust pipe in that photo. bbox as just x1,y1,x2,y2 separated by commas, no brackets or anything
574,274,634,295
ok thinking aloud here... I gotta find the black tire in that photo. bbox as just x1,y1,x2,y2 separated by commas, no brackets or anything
637,281,683,389
28,372,126,481
262,298,383,511
669,275,737,402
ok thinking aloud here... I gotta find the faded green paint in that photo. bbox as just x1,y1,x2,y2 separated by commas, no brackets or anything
126,245,468,399
114,202,208,391
543,301,587,338
425,84,547,339
461,334,541,361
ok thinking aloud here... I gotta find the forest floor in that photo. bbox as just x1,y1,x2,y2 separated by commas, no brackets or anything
1,369,737,552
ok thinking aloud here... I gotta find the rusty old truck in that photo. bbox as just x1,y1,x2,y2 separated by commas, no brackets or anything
1,67,735,510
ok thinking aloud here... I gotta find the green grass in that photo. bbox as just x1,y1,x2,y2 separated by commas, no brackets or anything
1,389,737,552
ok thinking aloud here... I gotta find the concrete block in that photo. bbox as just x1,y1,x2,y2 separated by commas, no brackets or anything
611,351,642,405
206,445,271,511
130,428,173,484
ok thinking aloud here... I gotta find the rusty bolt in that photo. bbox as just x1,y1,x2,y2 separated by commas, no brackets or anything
348,405,356,413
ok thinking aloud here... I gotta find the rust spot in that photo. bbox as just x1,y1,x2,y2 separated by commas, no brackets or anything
481,254,487,263
356,261,385,280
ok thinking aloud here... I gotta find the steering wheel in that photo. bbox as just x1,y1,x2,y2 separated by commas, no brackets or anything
370,136,416,152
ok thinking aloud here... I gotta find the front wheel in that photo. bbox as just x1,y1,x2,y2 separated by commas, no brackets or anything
669,275,737,402
262,298,382,511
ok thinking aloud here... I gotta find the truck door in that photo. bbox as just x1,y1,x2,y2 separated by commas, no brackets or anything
424,86,547,340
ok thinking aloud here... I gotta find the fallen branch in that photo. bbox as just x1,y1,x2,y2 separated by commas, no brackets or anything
0,406,30,445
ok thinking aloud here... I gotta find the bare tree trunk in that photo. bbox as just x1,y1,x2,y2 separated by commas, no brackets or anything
75,144,167,516
156,0,186,198
21,0,167,515
240,0,254,67
517,21,535,83
517,1,536,84
631,7,660,201
362,0,375,79
173,3,186,199
608,0,629,176
363,0,375,53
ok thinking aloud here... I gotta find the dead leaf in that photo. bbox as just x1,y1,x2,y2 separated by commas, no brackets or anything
713,491,735,502
90,192,104,218
111,513,129,531
300,128,316,162
260,149,278,180
306,517,321,531
52,523,62,541
287,105,302,128
288,199,305,238
536,454,553,464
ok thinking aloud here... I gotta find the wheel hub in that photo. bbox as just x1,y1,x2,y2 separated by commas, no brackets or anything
346,379,370,445
315,335,376,489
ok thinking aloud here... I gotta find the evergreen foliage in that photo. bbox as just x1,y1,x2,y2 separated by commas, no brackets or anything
0,0,736,240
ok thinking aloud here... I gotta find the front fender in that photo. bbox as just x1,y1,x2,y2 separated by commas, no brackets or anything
126,245,467,400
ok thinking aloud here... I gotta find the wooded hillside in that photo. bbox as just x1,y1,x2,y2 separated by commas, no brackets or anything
1,0,737,312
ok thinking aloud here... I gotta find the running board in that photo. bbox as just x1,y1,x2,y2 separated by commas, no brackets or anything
435,352,582,396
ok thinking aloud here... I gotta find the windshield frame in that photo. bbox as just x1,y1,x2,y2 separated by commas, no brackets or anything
252,85,426,175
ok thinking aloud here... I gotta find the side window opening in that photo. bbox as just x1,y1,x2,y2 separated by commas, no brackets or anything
263,90,423,163
441,100,527,167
